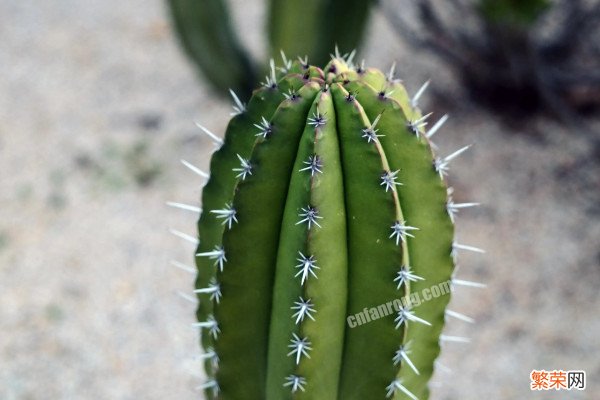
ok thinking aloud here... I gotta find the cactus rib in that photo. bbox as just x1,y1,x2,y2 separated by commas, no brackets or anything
194,79,290,383
211,81,322,399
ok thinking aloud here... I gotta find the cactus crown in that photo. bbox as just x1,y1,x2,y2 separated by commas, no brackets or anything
185,52,480,400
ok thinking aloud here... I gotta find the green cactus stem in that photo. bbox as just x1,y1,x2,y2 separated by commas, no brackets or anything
167,0,375,98
179,55,482,400
167,0,257,97
268,0,374,66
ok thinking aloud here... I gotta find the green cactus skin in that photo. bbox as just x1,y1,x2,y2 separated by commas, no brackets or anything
268,0,374,66
189,55,479,400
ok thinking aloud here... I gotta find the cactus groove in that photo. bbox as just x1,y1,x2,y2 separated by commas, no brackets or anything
191,54,475,400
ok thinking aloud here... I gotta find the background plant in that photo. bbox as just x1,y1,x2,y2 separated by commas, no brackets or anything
167,0,375,99
382,0,600,122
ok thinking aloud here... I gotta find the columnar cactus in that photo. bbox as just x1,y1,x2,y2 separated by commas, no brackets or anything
175,53,482,399
268,0,374,66
166,0,375,98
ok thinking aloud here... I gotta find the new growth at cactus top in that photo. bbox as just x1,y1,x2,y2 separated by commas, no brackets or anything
172,51,483,400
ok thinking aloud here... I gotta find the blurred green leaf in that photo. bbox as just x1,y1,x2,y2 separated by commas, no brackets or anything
479,0,552,26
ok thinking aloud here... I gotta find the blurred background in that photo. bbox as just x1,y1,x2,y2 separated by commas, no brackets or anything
1,0,598,399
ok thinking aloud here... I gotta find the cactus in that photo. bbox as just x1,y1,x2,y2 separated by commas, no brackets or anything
166,0,375,98
268,0,375,66
167,0,257,97
173,53,483,399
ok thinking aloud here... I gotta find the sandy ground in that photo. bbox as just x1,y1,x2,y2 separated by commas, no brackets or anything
1,0,599,399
